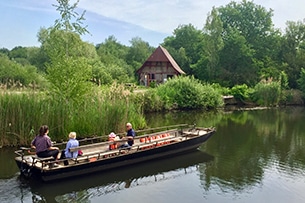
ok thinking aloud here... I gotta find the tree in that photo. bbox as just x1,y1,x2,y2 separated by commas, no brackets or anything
214,0,278,86
198,7,224,82
52,0,89,57
219,28,256,86
0,54,45,88
96,36,134,82
163,24,204,75
42,0,93,103
281,20,305,88
125,37,154,73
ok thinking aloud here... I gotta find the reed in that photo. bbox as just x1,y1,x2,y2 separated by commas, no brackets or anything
0,84,146,147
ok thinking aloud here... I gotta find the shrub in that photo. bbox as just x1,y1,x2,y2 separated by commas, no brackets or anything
230,84,250,101
144,76,224,111
251,79,281,106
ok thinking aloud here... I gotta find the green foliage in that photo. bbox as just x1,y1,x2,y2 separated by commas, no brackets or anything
0,54,46,89
210,83,230,95
163,24,204,75
52,0,89,35
47,57,93,103
230,84,250,101
43,0,96,104
125,37,154,71
144,76,223,111
201,7,224,82
149,81,156,88
92,62,112,85
96,36,135,81
251,79,281,106
143,88,169,112
279,71,289,90
282,20,305,88
297,68,305,96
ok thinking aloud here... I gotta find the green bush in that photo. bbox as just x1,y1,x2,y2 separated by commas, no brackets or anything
144,76,223,111
230,84,251,101
251,80,281,106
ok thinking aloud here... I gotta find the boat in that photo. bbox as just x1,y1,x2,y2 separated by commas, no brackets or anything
14,124,215,182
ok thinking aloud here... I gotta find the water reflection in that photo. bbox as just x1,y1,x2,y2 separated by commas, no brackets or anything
2,107,305,202
19,150,214,202
200,107,305,196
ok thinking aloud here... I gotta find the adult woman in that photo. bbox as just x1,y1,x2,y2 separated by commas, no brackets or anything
31,125,59,162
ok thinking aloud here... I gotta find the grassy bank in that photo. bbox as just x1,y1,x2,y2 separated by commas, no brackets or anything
0,85,146,147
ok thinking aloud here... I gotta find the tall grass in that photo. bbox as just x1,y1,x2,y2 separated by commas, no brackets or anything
0,84,146,147
251,80,281,106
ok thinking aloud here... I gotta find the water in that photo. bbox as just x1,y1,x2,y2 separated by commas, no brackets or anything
1,107,305,203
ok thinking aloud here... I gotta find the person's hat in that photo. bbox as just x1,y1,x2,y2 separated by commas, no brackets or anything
109,132,116,138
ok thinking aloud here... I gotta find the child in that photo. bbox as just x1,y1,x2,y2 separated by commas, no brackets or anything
108,132,119,150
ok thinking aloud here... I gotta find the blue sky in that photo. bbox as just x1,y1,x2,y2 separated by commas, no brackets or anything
0,0,304,50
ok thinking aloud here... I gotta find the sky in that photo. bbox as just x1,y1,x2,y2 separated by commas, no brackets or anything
0,0,304,50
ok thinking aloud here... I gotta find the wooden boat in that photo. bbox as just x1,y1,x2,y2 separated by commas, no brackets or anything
14,124,215,182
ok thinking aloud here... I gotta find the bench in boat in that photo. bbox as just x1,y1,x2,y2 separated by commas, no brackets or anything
66,134,181,163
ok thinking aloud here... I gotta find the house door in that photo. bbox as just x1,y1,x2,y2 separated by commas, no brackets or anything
145,74,150,86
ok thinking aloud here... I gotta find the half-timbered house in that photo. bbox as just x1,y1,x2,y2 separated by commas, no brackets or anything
136,45,185,86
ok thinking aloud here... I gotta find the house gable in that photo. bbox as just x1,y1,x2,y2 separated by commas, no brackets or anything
137,45,185,86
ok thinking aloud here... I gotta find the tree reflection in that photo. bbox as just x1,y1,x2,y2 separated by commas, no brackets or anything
199,107,305,192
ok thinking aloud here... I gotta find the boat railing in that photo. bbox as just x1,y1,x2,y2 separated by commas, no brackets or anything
68,128,181,154
50,124,190,148
67,125,189,151
66,130,185,162
135,124,188,135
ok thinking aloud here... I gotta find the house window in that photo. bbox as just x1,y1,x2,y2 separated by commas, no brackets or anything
151,74,155,79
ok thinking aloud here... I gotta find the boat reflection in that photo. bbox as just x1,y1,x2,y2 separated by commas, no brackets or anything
20,150,214,202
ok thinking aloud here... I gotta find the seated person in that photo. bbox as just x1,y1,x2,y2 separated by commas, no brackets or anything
120,123,136,148
31,125,59,161
60,132,79,165
108,132,119,150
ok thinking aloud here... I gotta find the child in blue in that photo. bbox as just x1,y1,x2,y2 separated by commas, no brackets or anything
64,132,79,158
60,132,79,165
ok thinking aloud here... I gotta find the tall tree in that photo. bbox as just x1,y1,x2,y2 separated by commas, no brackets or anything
162,24,204,75
126,37,154,72
215,0,277,86
95,36,133,82
198,7,224,82
42,0,93,103
281,20,305,88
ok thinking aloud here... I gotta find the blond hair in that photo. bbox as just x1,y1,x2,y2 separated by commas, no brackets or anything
69,132,77,139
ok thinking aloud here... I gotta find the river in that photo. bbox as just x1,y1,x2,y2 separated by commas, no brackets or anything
1,107,305,203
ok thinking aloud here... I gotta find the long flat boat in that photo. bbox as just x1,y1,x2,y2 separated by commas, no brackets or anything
15,124,215,182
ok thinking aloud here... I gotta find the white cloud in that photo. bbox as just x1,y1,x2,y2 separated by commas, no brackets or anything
78,0,227,34
1,0,304,49
78,0,305,34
